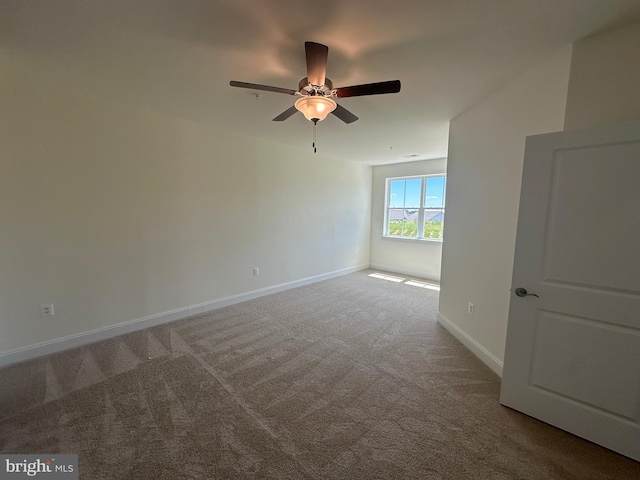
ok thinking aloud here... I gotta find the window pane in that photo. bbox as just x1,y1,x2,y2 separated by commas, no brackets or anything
387,209,404,236
389,180,405,208
389,178,421,207
423,209,444,239
388,209,419,237
404,178,421,207
402,209,419,237
425,176,446,208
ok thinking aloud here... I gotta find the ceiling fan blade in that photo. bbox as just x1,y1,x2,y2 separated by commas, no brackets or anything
230,81,297,95
334,80,401,98
272,106,299,122
305,42,328,86
331,104,359,124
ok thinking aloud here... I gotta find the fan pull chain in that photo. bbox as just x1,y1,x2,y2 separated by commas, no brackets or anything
312,118,318,153
313,123,317,153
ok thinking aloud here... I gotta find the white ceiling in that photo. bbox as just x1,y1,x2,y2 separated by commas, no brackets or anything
3,0,640,165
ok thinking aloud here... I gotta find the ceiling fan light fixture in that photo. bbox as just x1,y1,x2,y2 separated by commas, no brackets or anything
294,96,337,122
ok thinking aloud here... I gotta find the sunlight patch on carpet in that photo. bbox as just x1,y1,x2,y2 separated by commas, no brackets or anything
405,280,440,291
369,272,440,291
368,273,405,283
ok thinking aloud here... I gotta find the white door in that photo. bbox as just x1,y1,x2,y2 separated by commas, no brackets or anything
500,121,640,461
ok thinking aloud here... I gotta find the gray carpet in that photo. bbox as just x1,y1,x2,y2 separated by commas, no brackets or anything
1,270,639,479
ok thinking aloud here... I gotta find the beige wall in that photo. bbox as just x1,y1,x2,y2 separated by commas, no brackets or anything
370,159,447,281
565,21,640,130
438,46,573,371
0,67,372,357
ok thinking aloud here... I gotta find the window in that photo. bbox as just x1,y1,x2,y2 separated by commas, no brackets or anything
385,174,446,241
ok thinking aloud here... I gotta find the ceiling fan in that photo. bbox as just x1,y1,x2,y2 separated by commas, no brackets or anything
230,41,401,125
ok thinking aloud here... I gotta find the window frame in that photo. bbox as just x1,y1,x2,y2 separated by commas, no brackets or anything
383,173,446,242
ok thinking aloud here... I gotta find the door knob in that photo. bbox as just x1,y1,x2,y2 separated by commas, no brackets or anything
515,287,539,298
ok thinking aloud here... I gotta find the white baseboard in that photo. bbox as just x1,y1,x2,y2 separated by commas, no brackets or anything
0,264,369,368
436,311,503,377
369,263,440,283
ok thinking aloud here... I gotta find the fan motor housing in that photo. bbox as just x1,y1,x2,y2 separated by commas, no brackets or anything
299,77,333,96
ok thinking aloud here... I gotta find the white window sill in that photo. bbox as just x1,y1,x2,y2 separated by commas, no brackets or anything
382,235,443,244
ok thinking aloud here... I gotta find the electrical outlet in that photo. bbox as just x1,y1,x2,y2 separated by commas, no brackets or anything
40,303,55,317
253,267,260,276
467,302,474,315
